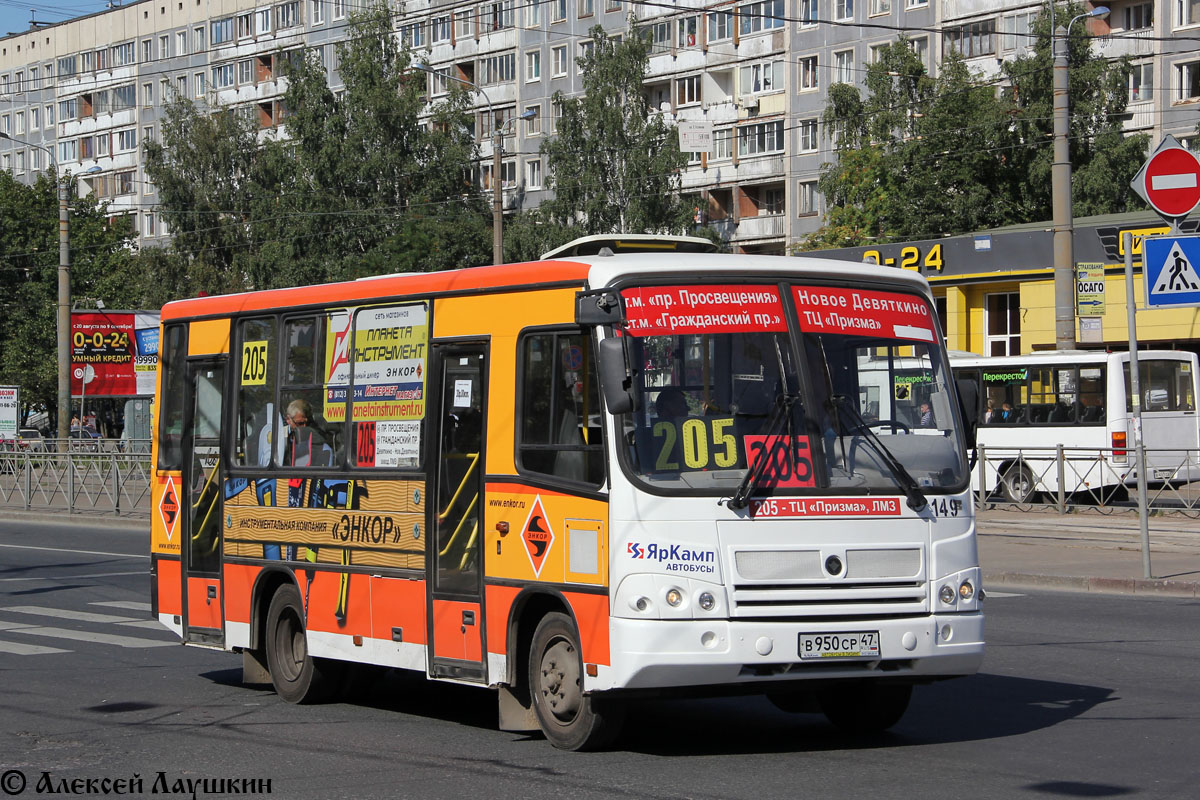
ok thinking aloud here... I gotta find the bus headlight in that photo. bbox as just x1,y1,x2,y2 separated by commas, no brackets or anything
697,591,715,611
939,585,956,606
666,588,684,607
959,580,975,601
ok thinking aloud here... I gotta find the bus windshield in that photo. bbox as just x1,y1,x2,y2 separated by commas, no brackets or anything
618,283,966,497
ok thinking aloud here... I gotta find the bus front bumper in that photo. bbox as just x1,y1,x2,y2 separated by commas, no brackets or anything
597,613,984,692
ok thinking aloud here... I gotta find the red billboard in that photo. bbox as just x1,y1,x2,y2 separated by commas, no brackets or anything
71,311,160,397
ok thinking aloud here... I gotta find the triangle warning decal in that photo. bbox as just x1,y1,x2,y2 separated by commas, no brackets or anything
1153,242,1200,295
521,496,554,578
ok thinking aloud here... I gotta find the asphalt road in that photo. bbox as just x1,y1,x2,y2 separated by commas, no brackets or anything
0,519,1197,799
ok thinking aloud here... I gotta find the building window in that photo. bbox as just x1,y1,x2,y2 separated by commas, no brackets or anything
177,31,188,56
194,71,206,97
142,39,153,63
739,0,785,34
671,75,698,106
1001,12,1034,51
13,111,23,135
985,292,1021,356
143,125,154,145
1125,2,1153,30
276,2,300,29
428,67,451,96
97,133,110,157
552,0,567,22
678,15,699,46
869,0,891,14
526,50,541,81
798,56,818,91
30,107,38,130
143,213,156,237
708,11,733,40
256,9,272,35
456,10,475,38
142,82,153,105
400,22,426,48
310,0,324,25
798,0,817,26
117,129,137,152
944,19,996,58
237,13,252,38
193,26,205,53
606,0,621,11
238,59,254,85
332,0,345,21
526,158,543,189
1178,60,1200,101
211,17,234,45
797,118,818,152
432,15,450,42
552,45,568,77
479,53,516,85
159,35,170,58
212,63,236,89
1130,62,1153,103
525,104,541,135
579,40,594,60
737,120,784,156
112,42,136,66
797,180,819,216
713,128,733,160
740,60,783,94
834,50,854,84
908,36,929,68
1178,0,1200,27
526,1,542,26
59,139,78,163
578,0,594,18
835,0,854,21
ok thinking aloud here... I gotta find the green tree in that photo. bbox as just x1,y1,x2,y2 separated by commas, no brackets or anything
539,25,695,235
0,171,136,422
801,3,1147,250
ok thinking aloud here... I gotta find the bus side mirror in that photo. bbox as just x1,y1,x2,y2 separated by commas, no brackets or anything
955,378,979,449
598,338,636,415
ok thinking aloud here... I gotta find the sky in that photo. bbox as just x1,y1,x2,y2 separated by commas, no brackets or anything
0,1,112,41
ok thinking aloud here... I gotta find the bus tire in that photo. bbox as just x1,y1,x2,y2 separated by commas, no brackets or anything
1001,464,1037,503
528,612,624,751
265,584,337,704
818,682,912,735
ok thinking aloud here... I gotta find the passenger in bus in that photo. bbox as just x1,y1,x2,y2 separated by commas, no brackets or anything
654,387,690,420
919,402,935,428
998,402,1016,422
1080,395,1105,422
984,399,996,424
285,398,330,467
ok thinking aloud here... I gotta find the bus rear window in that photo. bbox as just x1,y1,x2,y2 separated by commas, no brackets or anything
1125,360,1196,412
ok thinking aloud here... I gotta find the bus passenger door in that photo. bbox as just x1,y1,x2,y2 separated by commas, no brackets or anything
427,344,488,682
182,359,226,646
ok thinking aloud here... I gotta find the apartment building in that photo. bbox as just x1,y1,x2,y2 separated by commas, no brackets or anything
1,1,1196,253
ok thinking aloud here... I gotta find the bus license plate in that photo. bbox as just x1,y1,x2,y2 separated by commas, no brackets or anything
798,631,880,660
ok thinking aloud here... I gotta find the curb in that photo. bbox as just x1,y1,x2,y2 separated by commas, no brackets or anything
0,509,148,533
985,571,1200,598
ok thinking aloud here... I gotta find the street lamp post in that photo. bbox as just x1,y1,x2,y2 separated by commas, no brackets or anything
0,132,71,442
412,65,534,265
1050,4,1110,351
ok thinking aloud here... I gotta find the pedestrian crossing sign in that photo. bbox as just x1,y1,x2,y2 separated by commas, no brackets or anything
1143,235,1200,308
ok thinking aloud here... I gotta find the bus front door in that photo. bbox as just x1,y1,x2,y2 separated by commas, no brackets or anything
427,344,488,681
181,359,226,646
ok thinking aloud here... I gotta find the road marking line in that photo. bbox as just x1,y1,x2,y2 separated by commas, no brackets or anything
0,639,70,656
1,606,141,624
117,620,166,630
90,601,151,612
0,620,174,648
0,571,147,583
0,542,147,559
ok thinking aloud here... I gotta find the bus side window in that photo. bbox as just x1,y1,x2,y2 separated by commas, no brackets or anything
280,315,344,468
157,324,188,470
234,317,278,467
517,330,605,487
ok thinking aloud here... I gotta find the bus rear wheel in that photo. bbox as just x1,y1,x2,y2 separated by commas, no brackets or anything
265,584,338,704
1001,464,1037,503
528,612,624,751
818,682,912,735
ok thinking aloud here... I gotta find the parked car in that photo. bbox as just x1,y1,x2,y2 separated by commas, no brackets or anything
70,426,101,452
18,428,47,452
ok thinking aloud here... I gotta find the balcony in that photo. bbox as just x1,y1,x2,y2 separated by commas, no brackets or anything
734,214,785,240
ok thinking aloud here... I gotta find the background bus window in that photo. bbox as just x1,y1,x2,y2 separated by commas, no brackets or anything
982,367,1027,424
518,331,605,486
157,324,188,470
233,317,278,467
1027,366,1077,424
1079,367,1105,423
1125,360,1196,413
278,315,342,468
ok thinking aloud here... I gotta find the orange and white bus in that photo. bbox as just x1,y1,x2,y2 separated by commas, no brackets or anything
150,235,983,750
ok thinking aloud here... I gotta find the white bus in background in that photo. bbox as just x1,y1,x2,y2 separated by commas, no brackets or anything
950,351,1200,502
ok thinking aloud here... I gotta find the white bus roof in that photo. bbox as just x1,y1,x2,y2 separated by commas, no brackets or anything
950,350,1193,366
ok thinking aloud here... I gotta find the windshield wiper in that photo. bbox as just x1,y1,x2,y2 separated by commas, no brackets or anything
726,391,799,510
828,394,928,512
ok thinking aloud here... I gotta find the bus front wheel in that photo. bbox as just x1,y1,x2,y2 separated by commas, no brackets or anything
819,682,912,735
265,584,338,704
528,612,624,751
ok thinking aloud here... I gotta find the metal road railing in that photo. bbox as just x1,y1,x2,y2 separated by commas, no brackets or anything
974,444,1200,515
5,441,1200,519
0,440,153,516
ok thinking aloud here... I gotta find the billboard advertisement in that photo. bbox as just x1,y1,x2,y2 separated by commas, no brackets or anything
0,386,18,441
71,311,160,397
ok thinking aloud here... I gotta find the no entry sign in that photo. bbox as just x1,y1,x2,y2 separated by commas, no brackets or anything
1132,135,1200,221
